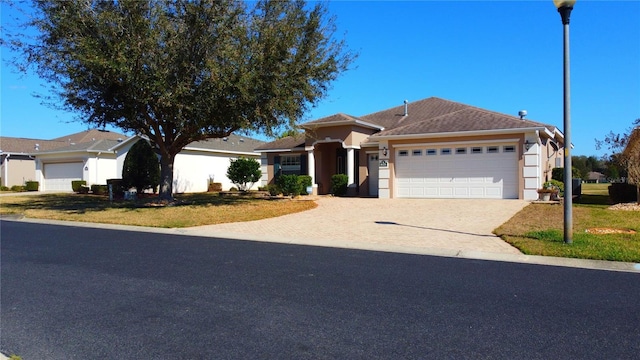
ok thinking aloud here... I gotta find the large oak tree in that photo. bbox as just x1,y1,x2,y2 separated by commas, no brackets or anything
5,0,354,200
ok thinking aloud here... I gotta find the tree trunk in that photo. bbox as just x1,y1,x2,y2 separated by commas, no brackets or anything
159,154,175,202
637,185,639,205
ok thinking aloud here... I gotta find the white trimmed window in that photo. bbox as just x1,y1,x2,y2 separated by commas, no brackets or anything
281,155,301,172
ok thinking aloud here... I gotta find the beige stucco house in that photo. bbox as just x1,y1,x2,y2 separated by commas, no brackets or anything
256,97,565,200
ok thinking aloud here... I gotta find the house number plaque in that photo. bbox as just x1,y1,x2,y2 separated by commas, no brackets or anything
379,160,388,168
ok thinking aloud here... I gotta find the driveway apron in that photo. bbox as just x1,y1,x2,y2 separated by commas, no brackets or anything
185,197,529,255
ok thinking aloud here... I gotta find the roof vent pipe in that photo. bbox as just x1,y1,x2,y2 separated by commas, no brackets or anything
518,110,527,119
403,100,409,116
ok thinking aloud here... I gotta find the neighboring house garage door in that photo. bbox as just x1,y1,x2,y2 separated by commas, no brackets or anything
44,162,83,191
395,144,518,199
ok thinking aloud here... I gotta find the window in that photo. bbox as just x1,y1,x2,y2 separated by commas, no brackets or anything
399,150,409,157
456,147,467,154
426,149,437,156
471,147,483,154
503,145,516,153
441,148,451,155
487,146,499,154
412,149,422,156
281,155,301,172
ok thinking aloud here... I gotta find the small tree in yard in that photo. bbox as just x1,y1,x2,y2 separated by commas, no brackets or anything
621,128,640,204
122,139,160,194
227,157,261,192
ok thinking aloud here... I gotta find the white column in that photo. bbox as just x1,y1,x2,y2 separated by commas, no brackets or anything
346,147,355,187
307,148,316,186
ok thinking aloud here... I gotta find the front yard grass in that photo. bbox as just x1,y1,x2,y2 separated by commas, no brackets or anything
0,192,317,228
494,183,640,263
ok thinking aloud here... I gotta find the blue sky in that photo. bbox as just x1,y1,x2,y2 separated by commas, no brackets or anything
2,1,639,156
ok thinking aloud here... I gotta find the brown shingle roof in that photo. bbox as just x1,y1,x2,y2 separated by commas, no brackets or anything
255,133,306,151
186,134,265,153
51,129,127,143
361,97,470,130
372,106,553,137
0,137,68,153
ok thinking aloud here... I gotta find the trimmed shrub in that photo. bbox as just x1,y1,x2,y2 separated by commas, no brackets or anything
0,186,9,191
277,174,302,197
609,183,638,203
551,167,581,182
298,175,312,195
78,185,90,194
72,180,87,193
266,184,281,196
227,157,261,191
10,185,25,192
91,184,108,195
25,181,39,191
330,174,348,196
122,139,160,194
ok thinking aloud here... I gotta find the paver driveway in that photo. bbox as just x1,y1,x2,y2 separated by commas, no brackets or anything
184,197,529,255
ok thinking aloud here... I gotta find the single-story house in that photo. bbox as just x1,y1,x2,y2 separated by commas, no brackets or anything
255,97,565,200
2,129,264,192
0,129,125,188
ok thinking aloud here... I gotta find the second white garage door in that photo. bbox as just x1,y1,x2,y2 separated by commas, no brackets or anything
395,144,518,199
44,162,83,191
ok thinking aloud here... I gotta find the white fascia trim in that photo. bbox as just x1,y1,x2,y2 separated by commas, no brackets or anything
393,138,520,149
108,135,140,151
254,147,305,153
182,147,257,156
302,120,384,131
373,127,548,141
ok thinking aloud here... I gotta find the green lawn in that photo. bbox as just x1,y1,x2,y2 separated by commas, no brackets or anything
495,183,640,262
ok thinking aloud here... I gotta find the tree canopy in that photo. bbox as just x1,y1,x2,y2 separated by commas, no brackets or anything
4,0,354,200
596,118,640,181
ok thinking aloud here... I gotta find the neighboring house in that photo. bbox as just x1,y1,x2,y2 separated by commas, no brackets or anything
256,97,565,200
31,133,264,192
587,171,607,183
0,129,125,188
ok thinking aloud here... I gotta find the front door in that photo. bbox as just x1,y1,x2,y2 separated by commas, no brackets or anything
368,154,379,197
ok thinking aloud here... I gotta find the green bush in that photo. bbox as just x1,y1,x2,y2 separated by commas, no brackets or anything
551,167,581,182
0,186,10,191
227,157,261,191
266,184,281,196
78,185,90,194
298,175,312,195
72,180,87,193
543,179,564,195
330,174,348,196
122,139,160,194
25,181,39,191
10,185,25,192
609,183,638,203
91,184,108,195
277,174,302,197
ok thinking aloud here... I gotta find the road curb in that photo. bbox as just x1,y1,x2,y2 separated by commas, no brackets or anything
3,217,639,274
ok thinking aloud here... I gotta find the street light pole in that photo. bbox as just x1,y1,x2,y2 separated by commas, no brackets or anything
554,0,575,244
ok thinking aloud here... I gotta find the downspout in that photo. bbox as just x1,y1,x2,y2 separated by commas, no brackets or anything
95,152,102,185
3,154,9,187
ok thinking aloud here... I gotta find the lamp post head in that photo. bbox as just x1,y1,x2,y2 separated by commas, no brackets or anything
553,0,576,9
554,0,576,25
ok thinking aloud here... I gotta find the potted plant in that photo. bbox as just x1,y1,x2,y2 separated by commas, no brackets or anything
537,181,560,201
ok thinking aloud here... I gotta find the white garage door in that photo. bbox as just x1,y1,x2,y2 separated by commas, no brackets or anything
44,163,83,191
395,144,518,199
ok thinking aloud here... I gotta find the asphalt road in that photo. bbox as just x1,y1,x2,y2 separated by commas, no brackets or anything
1,220,639,359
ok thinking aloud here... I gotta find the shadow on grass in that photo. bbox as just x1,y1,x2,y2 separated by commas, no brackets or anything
0,192,258,214
575,194,612,206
